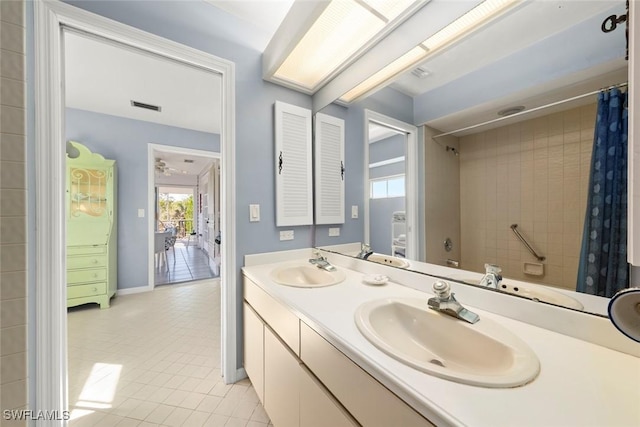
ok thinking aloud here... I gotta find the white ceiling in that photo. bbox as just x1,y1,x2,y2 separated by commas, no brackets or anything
205,0,294,42
64,31,222,134
369,122,404,143
154,149,217,182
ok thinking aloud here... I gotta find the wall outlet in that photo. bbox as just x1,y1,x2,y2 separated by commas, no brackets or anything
329,227,340,237
279,230,294,241
351,205,358,219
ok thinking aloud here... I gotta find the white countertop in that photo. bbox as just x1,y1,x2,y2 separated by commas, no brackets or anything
243,257,640,427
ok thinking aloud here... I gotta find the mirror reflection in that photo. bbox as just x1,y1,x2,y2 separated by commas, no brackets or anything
319,0,631,316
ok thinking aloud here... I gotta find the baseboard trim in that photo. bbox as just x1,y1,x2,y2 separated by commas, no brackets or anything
117,286,151,296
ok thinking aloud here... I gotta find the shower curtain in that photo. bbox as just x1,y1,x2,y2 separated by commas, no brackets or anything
576,88,629,297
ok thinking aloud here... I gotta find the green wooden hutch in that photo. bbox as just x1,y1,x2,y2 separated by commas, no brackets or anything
66,141,117,308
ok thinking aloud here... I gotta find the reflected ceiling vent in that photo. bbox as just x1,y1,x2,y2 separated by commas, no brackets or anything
411,67,430,79
130,100,162,112
183,159,194,163
497,105,525,117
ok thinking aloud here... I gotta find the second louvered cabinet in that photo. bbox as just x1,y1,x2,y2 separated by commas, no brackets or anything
274,101,345,227
314,113,345,224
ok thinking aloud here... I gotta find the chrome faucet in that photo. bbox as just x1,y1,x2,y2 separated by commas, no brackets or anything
479,263,502,289
427,280,479,324
356,243,373,260
309,250,337,272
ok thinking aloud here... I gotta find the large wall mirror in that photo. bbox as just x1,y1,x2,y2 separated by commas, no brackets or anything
318,0,630,316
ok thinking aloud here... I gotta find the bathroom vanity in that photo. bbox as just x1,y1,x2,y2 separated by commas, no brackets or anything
242,249,639,427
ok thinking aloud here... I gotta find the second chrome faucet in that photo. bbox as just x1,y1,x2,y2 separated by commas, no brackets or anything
427,280,479,324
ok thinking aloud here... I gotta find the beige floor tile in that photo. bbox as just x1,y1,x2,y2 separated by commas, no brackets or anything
203,413,229,427
163,389,189,406
163,407,193,427
144,404,174,424
67,281,268,427
147,387,173,404
138,422,160,427
184,410,211,427
214,397,240,417
196,395,222,413
246,422,268,427
179,392,207,410
127,401,159,420
116,417,141,426
225,417,248,427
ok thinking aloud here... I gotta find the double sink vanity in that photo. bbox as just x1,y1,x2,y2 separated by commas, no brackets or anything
242,248,639,427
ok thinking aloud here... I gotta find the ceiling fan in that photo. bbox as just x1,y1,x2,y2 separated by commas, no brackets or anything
155,158,181,176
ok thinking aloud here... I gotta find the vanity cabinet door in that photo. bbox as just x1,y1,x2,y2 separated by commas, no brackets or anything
274,101,313,227
264,326,301,427
314,112,345,224
300,364,358,427
243,303,264,403
300,322,433,427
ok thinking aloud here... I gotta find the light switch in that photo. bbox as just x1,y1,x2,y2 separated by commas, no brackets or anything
249,204,260,222
138,209,145,218
351,205,358,219
329,227,340,237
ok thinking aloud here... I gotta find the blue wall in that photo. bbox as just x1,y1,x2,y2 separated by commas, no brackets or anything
65,108,220,289
370,197,405,255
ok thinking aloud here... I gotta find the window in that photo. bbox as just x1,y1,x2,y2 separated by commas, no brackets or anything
370,175,405,199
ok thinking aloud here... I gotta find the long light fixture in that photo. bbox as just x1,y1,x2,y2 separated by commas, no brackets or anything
269,0,423,92
339,0,520,103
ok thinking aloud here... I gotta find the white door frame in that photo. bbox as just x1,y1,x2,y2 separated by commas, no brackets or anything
148,144,220,290
363,110,418,259
34,0,238,418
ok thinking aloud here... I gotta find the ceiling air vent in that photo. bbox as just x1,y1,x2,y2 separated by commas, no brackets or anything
411,67,430,79
130,100,162,112
183,159,194,163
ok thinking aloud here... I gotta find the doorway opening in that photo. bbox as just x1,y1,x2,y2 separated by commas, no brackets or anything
151,147,221,286
364,110,419,260
34,0,238,415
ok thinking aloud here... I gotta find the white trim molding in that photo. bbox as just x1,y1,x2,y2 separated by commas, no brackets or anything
363,110,418,259
34,1,238,421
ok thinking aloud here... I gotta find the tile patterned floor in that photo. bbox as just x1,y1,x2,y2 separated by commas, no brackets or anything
155,240,218,286
67,279,270,427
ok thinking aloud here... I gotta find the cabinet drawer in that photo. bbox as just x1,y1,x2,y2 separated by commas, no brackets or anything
300,322,433,427
244,276,300,355
67,282,106,299
68,268,107,284
68,246,107,256
67,255,107,269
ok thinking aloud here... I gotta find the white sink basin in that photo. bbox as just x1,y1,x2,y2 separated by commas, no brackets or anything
366,253,410,269
452,276,584,310
270,263,346,288
355,298,540,388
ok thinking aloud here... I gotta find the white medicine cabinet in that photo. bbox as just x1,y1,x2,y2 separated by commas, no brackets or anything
314,113,346,225
274,101,313,227
274,102,345,227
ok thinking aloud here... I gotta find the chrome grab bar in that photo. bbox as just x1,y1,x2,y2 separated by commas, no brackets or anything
510,224,545,262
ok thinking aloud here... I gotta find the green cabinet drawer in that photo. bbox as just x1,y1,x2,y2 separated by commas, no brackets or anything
67,268,107,284
67,255,107,269
67,282,106,299
68,246,107,256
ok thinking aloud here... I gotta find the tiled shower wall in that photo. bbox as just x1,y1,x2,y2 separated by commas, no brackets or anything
459,103,596,290
1,0,28,422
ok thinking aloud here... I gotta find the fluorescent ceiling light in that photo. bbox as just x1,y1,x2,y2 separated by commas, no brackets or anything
420,0,517,52
341,47,427,102
340,0,518,102
272,0,419,91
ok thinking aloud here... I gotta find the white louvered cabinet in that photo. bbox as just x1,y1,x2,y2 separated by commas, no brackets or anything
314,113,345,224
274,101,313,227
